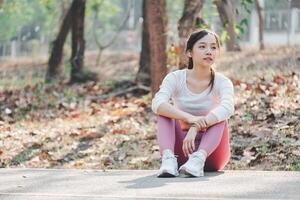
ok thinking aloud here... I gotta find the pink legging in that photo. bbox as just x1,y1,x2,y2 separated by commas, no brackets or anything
155,115,231,171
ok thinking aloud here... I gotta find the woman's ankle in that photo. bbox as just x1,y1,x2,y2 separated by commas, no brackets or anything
196,149,207,158
162,149,175,155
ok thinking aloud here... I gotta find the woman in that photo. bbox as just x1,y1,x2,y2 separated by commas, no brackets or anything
151,29,234,177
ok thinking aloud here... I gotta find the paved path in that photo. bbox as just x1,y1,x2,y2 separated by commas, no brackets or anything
0,168,300,200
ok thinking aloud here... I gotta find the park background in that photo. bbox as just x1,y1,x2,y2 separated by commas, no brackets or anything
0,0,299,171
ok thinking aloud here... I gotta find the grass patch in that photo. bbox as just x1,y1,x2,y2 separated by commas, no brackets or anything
291,160,300,171
0,76,44,91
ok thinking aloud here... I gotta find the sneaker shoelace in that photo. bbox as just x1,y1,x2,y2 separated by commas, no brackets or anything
189,153,205,165
163,154,178,160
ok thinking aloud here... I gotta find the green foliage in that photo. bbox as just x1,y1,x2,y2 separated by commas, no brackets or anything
141,93,152,102
243,112,254,121
12,149,32,164
166,0,184,25
202,2,219,19
234,24,244,35
0,0,136,51
195,22,211,30
220,29,229,44
104,79,118,90
241,0,253,14
291,160,300,171
235,0,254,39
86,0,121,20
0,0,60,43
85,0,125,46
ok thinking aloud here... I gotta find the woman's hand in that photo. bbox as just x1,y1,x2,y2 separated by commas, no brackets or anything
186,116,208,132
178,120,191,130
182,126,198,157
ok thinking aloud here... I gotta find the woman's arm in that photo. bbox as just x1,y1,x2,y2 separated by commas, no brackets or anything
205,77,235,127
152,72,194,123
156,102,194,122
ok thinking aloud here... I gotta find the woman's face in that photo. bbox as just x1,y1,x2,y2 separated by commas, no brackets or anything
189,33,218,68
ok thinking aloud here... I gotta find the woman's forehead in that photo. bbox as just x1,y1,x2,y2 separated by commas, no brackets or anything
196,33,217,44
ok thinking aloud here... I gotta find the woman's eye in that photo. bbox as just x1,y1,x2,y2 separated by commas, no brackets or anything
211,46,217,50
199,45,205,48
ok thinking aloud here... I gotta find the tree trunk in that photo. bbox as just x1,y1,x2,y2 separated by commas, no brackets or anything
178,0,205,69
214,0,240,51
135,0,151,86
145,0,168,95
70,0,86,83
254,0,264,50
45,1,74,82
60,0,69,25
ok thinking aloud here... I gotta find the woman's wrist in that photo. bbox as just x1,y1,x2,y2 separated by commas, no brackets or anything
182,113,194,122
205,113,218,127
188,125,198,136
203,117,209,127
191,122,201,130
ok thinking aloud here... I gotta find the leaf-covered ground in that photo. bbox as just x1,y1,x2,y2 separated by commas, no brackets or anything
0,46,299,171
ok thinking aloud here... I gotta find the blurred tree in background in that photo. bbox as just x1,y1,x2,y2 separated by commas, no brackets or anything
0,0,290,92
177,0,205,69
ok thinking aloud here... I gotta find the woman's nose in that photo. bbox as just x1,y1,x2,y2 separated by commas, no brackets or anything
206,50,212,55
204,48,212,55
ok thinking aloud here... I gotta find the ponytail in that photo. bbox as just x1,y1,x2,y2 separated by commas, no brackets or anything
208,67,215,93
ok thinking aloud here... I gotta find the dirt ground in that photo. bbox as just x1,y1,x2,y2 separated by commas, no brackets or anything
0,46,299,171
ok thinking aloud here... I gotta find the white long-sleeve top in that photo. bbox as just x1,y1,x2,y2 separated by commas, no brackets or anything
151,69,235,122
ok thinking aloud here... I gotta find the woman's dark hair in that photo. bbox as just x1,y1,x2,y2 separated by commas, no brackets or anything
185,29,220,93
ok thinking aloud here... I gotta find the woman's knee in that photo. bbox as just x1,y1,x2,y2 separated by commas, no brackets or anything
213,120,227,128
204,157,230,171
156,115,173,124
205,120,227,134
156,114,173,122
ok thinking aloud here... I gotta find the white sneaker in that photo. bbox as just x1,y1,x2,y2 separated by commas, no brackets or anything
179,151,206,177
157,149,179,177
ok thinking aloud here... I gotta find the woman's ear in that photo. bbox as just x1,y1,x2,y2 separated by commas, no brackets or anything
186,50,192,58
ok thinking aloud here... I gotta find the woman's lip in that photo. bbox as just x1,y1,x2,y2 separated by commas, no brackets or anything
203,57,213,61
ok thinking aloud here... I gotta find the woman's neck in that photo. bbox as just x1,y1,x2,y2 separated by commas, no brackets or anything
190,65,211,81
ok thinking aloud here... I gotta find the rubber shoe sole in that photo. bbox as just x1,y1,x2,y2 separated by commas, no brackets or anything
157,169,179,178
179,166,204,177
